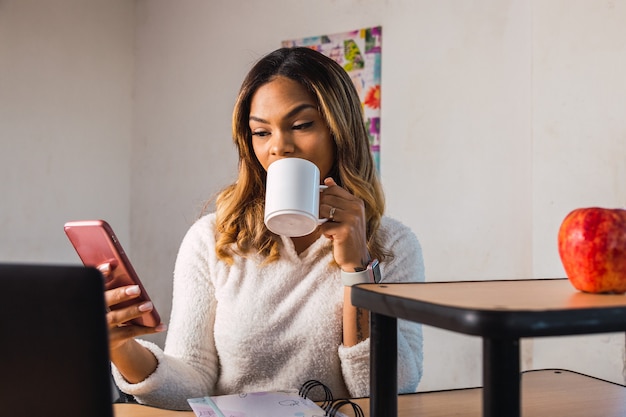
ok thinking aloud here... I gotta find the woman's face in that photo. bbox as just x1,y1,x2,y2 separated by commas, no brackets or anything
249,76,336,180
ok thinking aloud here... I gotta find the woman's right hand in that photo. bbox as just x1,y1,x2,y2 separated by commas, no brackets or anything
98,263,164,383
98,263,166,352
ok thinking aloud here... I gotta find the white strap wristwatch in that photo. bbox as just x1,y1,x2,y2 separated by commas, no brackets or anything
341,259,381,286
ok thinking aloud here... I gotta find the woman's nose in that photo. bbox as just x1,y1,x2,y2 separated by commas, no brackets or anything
270,131,295,155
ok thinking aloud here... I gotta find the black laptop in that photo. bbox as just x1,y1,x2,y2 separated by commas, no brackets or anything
0,263,113,417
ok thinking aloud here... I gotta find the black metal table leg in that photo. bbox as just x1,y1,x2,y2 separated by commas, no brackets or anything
370,312,397,417
483,338,521,417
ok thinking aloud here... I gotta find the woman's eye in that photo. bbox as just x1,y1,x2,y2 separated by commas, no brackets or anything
293,121,313,130
251,131,270,137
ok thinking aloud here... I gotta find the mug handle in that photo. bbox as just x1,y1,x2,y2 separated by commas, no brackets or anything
318,185,329,224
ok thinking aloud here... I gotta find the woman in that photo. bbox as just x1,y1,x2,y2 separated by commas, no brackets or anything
108,47,425,410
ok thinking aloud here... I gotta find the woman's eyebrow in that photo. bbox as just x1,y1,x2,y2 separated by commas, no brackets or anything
249,103,317,124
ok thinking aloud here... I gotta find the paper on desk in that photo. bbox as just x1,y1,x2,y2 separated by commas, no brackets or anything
187,389,330,417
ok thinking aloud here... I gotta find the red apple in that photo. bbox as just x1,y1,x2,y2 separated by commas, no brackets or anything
558,207,626,293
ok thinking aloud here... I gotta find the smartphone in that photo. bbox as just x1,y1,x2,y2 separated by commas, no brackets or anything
64,219,161,327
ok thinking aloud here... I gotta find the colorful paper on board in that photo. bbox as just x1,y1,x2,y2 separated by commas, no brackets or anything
283,26,382,173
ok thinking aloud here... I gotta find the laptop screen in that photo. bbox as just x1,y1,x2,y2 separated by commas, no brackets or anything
0,263,113,417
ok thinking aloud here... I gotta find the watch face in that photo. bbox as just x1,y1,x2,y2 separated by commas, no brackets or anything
371,259,381,283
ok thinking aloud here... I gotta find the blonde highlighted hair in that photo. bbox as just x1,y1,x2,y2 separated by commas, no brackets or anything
215,47,388,265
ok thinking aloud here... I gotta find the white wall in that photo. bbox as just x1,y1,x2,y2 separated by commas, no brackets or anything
2,0,625,393
529,0,626,384
0,0,134,261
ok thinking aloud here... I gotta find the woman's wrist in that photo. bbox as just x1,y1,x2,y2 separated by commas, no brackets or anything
110,339,158,384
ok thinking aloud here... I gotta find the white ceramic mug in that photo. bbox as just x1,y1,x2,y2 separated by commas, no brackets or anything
264,158,328,237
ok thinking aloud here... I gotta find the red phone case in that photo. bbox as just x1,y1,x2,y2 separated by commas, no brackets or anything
64,220,161,327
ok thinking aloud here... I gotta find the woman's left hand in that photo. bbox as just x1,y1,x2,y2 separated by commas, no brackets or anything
319,177,370,271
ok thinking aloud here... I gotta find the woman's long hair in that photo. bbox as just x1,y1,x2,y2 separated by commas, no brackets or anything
215,47,388,265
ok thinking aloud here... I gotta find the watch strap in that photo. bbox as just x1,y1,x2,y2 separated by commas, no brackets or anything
341,259,380,286
341,269,372,286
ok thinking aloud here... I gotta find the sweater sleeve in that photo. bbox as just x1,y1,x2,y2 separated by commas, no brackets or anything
337,217,425,397
112,215,219,410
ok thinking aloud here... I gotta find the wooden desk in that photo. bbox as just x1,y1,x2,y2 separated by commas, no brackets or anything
114,404,191,417
113,369,626,417
351,278,626,417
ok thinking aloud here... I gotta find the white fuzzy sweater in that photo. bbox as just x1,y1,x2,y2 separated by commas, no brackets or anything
113,213,425,410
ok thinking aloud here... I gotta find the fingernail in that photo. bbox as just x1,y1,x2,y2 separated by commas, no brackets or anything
125,285,140,296
155,323,167,332
138,301,153,312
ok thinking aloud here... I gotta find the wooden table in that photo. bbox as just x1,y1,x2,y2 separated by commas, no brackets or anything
113,369,626,417
350,278,626,417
